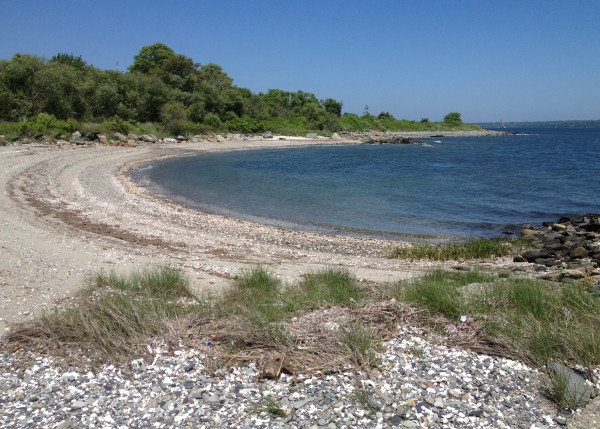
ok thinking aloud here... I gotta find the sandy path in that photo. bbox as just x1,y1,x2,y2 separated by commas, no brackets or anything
0,137,518,334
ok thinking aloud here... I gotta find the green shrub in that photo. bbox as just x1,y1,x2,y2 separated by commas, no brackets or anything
226,117,265,134
102,116,131,134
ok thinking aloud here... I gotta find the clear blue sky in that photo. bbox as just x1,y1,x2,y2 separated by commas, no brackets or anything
1,0,598,122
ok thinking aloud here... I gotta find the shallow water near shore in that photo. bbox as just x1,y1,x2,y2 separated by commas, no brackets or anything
132,128,600,239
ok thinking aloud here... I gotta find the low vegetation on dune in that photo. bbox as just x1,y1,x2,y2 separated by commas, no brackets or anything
3,265,599,408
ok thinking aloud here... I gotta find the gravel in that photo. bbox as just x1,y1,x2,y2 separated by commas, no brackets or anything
1,326,566,428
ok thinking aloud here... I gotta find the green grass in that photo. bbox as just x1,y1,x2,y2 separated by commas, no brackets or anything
353,388,382,413
341,321,380,369
291,268,363,308
262,397,288,417
7,267,194,358
399,269,600,370
390,237,529,261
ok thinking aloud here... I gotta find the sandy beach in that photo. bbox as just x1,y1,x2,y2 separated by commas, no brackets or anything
0,133,519,334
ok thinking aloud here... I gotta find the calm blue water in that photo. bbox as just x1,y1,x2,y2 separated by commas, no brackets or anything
132,128,600,239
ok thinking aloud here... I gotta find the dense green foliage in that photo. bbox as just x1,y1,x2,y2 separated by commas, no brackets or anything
0,43,477,136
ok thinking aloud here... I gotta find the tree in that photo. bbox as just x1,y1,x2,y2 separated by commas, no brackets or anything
197,63,233,88
443,112,462,125
161,101,187,135
129,43,176,74
321,98,342,116
50,53,88,71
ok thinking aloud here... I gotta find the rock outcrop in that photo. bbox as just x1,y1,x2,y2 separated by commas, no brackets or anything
515,214,600,286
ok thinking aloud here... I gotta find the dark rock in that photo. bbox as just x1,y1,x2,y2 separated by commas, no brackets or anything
513,256,527,263
85,132,100,141
523,249,555,261
581,223,600,232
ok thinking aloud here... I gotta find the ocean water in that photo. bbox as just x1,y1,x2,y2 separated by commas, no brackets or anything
131,128,600,239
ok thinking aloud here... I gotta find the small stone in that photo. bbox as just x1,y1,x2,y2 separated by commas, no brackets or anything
468,409,483,417
449,389,462,398
554,415,567,425
189,390,203,399
71,400,87,410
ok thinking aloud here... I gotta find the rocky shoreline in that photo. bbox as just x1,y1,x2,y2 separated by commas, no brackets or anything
3,128,507,149
514,214,600,289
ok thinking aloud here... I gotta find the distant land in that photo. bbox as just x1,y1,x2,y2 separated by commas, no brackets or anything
477,120,600,129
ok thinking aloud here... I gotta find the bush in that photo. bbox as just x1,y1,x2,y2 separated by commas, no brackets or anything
102,116,131,134
202,112,222,131
225,117,265,134
18,113,81,137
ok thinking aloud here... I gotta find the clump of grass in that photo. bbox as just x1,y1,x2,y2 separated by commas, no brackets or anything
401,269,488,320
292,268,363,308
400,269,600,371
340,320,380,369
217,266,289,324
96,267,194,301
354,388,381,413
390,237,516,261
7,267,194,358
261,397,288,417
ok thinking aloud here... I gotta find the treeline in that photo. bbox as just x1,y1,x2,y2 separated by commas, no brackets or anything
0,42,475,137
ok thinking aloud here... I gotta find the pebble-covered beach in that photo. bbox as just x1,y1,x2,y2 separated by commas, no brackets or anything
1,326,564,428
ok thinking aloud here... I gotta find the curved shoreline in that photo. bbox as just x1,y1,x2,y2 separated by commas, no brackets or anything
0,136,523,334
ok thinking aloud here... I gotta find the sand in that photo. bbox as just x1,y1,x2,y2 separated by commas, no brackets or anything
0,134,520,334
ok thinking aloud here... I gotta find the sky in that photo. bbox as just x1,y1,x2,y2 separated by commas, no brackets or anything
1,0,598,123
